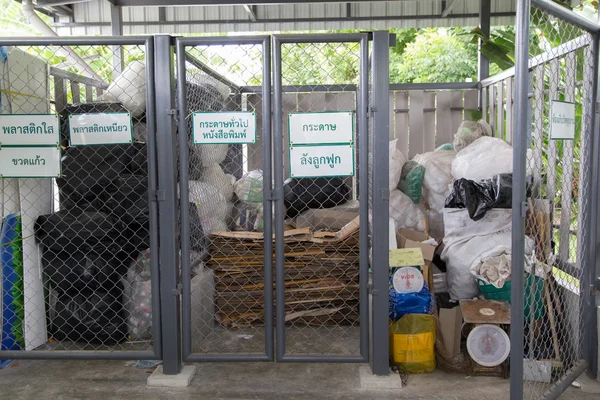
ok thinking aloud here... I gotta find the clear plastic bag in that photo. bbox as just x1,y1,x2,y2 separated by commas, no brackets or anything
389,139,407,192
452,120,492,152
389,189,425,232
413,150,456,212
398,161,425,204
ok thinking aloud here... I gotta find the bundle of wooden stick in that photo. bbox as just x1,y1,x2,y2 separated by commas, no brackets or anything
206,217,361,328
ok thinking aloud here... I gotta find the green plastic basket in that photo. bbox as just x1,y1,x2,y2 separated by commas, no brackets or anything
477,275,544,321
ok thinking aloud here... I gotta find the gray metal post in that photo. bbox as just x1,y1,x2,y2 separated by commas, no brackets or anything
511,0,530,398
110,5,124,76
478,0,491,82
154,34,182,375
370,30,390,376
272,36,286,361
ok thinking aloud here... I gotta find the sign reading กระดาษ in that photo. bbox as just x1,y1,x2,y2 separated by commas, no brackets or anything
69,112,133,146
0,114,59,146
288,111,353,145
289,144,354,178
192,112,256,144
550,100,576,140
0,147,62,178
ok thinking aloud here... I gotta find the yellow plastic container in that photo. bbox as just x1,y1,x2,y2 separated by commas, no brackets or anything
389,314,436,373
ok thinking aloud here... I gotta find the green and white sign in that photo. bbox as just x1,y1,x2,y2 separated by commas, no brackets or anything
289,144,354,178
192,112,256,144
288,111,353,145
0,114,59,146
550,100,576,140
0,147,61,178
69,112,133,146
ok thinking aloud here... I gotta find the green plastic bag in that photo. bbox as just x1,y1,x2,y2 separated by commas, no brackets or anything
398,161,425,204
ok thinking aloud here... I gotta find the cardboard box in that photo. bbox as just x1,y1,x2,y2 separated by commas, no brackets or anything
295,209,359,231
438,306,463,359
396,228,436,263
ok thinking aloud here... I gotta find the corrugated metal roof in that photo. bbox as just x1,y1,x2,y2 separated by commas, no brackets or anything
54,0,516,36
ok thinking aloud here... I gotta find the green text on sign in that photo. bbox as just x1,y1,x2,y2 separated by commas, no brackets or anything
0,114,59,146
289,144,354,178
288,111,354,145
0,147,62,178
550,100,575,140
69,113,133,146
193,112,256,144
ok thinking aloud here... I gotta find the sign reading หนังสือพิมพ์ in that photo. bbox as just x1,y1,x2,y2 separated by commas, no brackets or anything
288,111,353,145
192,112,256,144
289,144,354,178
0,147,61,178
68,113,133,146
550,100,576,140
0,114,59,146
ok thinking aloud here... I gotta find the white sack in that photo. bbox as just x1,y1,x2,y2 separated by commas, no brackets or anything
424,207,444,242
453,120,492,152
389,139,407,192
199,164,235,201
196,144,229,166
389,189,425,232
234,169,263,207
413,150,456,212
188,180,232,233
441,208,512,300
100,61,146,118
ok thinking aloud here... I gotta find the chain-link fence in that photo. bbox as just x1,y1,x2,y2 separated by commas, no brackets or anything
0,38,158,358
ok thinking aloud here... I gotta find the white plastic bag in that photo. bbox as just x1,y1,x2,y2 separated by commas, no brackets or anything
413,150,456,212
389,189,425,232
196,144,229,166
190,264,216,339
100,61,146,118
188,181,232,233
423,207,444,242
389,139,407,191
123,250,152,340
199,164,236,201
451,137,513,181
234,170,263,206
441,208,512,300
452,120,492,152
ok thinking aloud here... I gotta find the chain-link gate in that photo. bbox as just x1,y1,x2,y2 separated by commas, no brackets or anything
273,34,369,361
511,1,600,398
0,37,160,360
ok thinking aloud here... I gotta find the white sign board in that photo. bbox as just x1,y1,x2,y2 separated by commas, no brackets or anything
289,144,354,178
192,112,256,144
550,100,576,140
288,112,354,145
69,113,133,146
0,114,59,146
0,147,61,178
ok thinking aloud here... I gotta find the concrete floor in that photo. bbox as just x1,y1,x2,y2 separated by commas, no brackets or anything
1,360,600,400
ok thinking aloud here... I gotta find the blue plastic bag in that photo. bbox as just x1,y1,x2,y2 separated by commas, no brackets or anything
388,269,434,321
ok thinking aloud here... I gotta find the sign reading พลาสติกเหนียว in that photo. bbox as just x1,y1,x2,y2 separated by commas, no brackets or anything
550,100,576,140
192,112,256,144
0,147,62,178
68,112,133,146
0,114,60,146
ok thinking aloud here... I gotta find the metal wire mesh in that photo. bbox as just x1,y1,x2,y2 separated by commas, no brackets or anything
279,41,361,356
521,7,595,398
0,44,154,353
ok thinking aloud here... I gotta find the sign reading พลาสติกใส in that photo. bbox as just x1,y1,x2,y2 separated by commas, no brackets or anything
192,112,256,144
69,112,133,146
0,114,60,146
0,147,62,178
550,100,576,140
288,111,354,178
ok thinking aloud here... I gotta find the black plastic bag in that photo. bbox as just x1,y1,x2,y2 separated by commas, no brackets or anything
35,208,122,253
57,145,135,208
41,247,129,292
283,178,351,219
50,287,127,344
445,173,513,221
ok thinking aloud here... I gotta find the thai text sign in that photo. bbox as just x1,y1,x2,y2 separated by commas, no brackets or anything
69,112,133,145
0,114,59,146
550,100,575,140
192,112,256,144
288,112,353,145
0,147,61,178
289,144,354,178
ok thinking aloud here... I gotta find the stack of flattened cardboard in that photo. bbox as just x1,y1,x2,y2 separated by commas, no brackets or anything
207,217,361,328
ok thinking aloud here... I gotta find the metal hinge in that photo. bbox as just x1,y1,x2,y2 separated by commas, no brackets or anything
172,283,182,296
167,109,179,118
381,188,390,201
154,190,166,202
368,106,377,117
521,201,529,217
596,102,600,113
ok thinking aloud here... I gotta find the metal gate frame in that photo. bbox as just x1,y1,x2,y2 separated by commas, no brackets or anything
0,36,161,362
512,1,600,398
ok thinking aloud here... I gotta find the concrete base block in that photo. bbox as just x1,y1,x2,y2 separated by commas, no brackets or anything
358,365,402,390
147,365,197,388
